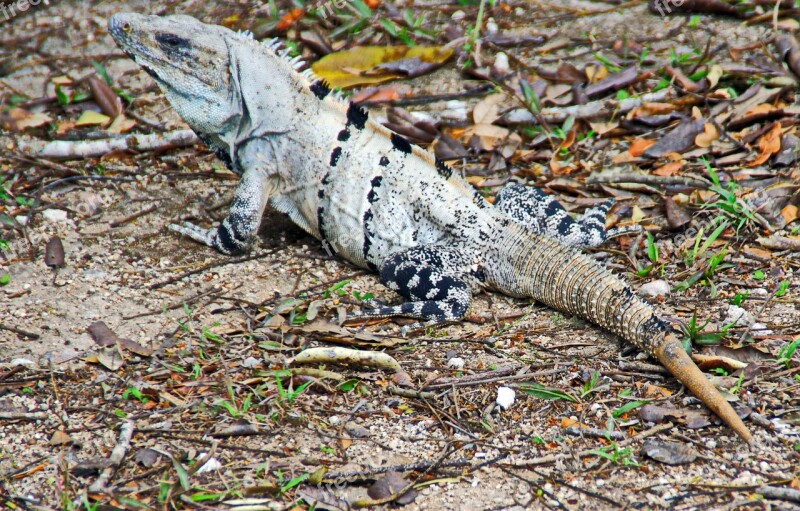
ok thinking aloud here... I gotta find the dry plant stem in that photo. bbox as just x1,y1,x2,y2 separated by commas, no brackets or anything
503,89,673,123
109,204,159,228
564,426,625,441
124,285,221,320
149,248,280,289
88,421,135,493
187,440,219,476
0,323,40,339
508,422,675,467
351,445,456,508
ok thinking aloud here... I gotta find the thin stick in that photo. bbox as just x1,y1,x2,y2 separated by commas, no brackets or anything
88,421,135,493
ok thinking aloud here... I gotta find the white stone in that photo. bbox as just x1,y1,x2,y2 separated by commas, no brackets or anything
195,456,221,474
242,357,260,368
639,280,670,298
724,305,754,326
496,386,515,410
451,10,465,21
485,17,498,34
493,52,510,75
42,209,68,222
15,215,28,225
447,357,465,370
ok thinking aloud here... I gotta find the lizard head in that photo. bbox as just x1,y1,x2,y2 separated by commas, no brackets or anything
109,13,245,164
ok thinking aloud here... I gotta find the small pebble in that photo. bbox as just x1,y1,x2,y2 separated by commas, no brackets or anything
493,52,510,75
485,17,498,34
42,209,68,222
496,386,515,410
724,305,754,326
447,357,465,370
639,280,670,298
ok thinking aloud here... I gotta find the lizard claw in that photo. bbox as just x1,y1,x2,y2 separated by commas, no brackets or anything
169,222,217,247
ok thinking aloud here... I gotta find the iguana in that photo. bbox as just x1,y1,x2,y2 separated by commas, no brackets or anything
108,13,753,443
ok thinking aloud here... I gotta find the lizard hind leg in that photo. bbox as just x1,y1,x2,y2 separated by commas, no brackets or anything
347,246,479,333
494,183,630,248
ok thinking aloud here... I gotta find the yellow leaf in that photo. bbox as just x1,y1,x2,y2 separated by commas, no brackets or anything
706,64,723,89
76,111,110,126
631,206,645,223
312,46,453,88
51,75,73,86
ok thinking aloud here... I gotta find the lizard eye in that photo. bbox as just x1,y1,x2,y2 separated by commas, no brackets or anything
156,33,189,50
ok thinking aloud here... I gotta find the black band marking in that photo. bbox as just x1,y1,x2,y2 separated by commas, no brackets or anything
337,128,351,142
346,103,368,130
310,79,330,100
390,133,412,154
329,146,342,167
379,156,390,167
435,159,452,178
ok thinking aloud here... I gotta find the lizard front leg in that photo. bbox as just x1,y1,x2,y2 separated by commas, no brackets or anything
348,246,483,331
170,168,271,255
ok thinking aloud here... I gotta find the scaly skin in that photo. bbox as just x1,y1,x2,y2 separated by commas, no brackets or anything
108,12,753,444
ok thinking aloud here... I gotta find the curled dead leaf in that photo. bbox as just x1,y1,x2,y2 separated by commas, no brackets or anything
694,123,719,148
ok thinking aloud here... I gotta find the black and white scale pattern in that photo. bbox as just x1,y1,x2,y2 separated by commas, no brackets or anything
112,13,634,328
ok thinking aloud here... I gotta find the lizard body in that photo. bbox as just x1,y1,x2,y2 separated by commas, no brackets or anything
109,13,752,443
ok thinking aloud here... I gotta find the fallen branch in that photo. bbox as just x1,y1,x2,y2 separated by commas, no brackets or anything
0,411,48,420
757,485,800,503
502,89,674,124
14,129,198,159
293,346,401,372
507,422,673,466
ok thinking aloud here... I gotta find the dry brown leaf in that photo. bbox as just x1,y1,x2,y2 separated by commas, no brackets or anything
749,122,782,166
781,204,798,225
612,151,638,164
464,123,510,151
653,161,683,176
631,206,646,223
88,75,123,117
51,75,72,86
759,122,783,153
560,417,580,428
695,123,719,148
472,93,504,124
629,102,678,118
107,114,136,134
2,107,52,130
743,103,776,118
629,138,657,157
